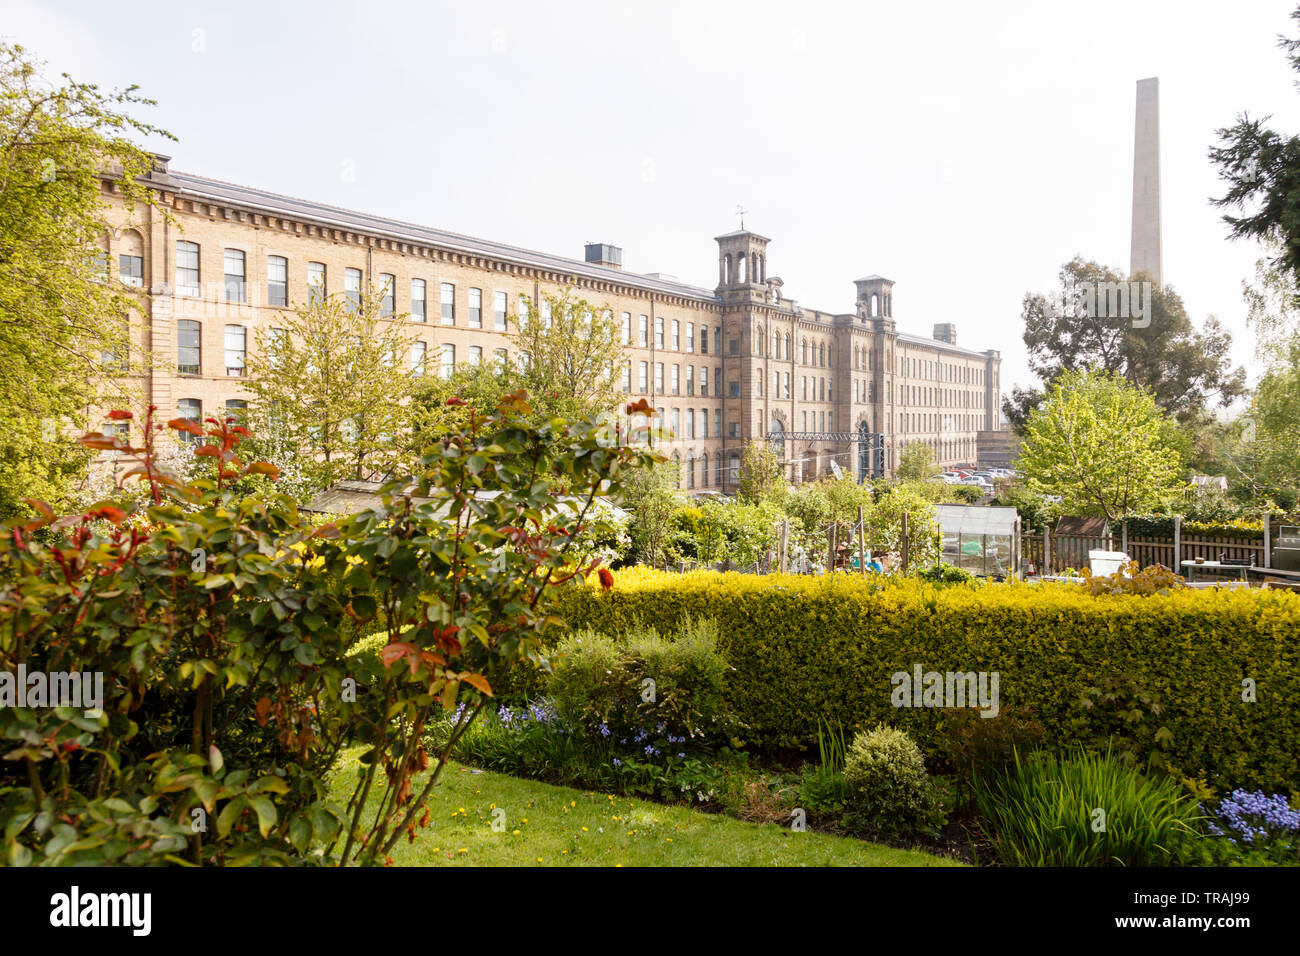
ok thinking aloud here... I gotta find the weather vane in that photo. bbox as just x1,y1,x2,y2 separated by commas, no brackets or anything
736,204,747,230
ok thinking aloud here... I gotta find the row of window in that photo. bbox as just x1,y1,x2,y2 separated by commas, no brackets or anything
619,313,715,355
174,318,528,378
172,242,523,327
899,413,984,434
900,354,986,385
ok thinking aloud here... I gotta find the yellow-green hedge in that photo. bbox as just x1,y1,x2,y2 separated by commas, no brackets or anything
553,569,1300,792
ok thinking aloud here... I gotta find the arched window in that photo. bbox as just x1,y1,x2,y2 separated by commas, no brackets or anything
801,340,808,365
701,452,709,485
739,254,747,284
687,453,696,489
773,331,780,358
784,334,790,359
724,254,731,285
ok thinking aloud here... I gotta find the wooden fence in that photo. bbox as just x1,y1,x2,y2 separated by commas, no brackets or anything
1022,522,1274,576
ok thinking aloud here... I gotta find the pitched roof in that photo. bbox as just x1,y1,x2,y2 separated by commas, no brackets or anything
166,169,720,302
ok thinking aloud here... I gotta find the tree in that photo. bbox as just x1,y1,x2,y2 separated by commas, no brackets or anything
619,458,680,566
514,285,623,422
0,42,171,518
1209,7,1300,292
240,288,421,498
736,439,787,505
1004,258,1246,431
896,443,939,481
1018,368,1187,520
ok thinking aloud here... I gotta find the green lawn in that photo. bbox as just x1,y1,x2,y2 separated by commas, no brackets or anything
330,749,962,867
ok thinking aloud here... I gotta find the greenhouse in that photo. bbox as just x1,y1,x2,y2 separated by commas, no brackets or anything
935,504,1021,579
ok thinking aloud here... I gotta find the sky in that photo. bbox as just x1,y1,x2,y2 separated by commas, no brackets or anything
5,0,1299,407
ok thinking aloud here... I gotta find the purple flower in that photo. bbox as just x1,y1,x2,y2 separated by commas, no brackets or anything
599,723,611,738
612,758,621,767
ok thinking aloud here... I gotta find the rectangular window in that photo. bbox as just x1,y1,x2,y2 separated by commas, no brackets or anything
379,274,395,317
655,362,664,394
410,340,427,374
176,241,200,297
672,320,680,350
518,296,530,328
714,367,721,397
470,345,483,367
700,325,708,354
686,409,695,439
687,323,695,353
783,373,790,398
699,366,708,394
639,314,648,347
622,312,632,345
119,254,144,288
518,350,530,371
224,249,246,303
729,381,740,398
728,421,739,439
622,361,632,392
672,365,680,395
639,361,648,393
686,365,695,396
411,278,427,321
756,375,762,397
177,320,201,375
541,298,552,329
308,262,326,303
177,399,202,445
469,288,483,328
266,256,288,308
441,283,455,324
495,348,508,369
700,409,708,438
440,344,456,378
655,316,664,348
714,409,721,437
224,325,246,377
729,338,739,355
345,268,362,313
494,291,508,331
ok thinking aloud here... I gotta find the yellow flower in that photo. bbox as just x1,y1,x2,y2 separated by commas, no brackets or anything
512,829,521,836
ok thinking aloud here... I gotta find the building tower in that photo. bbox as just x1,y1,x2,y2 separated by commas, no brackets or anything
1130,77,1162,286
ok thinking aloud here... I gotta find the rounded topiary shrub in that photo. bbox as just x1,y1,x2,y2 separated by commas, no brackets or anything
843,724,944,836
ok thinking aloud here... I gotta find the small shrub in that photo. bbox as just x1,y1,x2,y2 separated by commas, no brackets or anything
1082,561,1184,596
940,707,1045,804
796,719,852,816
974,749,1201,866
548,618,730,744
918,562,976,585
843,725,946,836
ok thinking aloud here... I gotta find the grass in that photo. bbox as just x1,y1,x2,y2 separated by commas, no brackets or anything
329,748,963,867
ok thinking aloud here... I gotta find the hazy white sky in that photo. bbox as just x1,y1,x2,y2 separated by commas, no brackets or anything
6,0,1299,404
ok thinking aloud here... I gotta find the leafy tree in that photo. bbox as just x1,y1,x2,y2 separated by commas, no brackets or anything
736,439,787,506
514,285,623,422
896,443,939,481
619,458,680,566
1018,368,1187,519
1004,259,1245,431
240,288,421,498
0,42,171,518
1209,6,1300,291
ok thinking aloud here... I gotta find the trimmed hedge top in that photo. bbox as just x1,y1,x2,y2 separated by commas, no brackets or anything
555,569,1300,792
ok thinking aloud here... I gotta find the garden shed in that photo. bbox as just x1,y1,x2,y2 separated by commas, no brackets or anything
935,504,1021,579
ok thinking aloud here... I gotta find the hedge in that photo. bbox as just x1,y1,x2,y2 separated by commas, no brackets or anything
551,569,1300,793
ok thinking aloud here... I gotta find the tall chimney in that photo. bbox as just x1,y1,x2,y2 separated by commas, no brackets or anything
1130,77,1162,286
